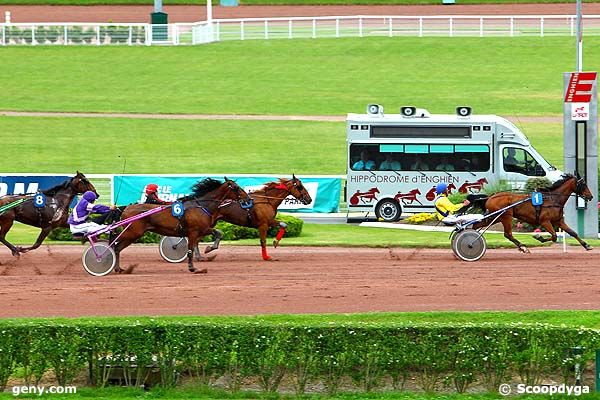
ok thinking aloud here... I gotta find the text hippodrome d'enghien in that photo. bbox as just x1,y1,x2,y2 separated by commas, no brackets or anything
350,175,459,184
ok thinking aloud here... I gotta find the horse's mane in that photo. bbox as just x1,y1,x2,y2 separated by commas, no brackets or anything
539,173,574,192
178,178,223,201
262,179,287,191
41,179,71,195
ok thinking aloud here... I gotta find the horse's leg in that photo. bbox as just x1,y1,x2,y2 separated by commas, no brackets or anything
113,233,138,273
272,221,287,248
19,226,53,253
187,232,208,273
0,219,21,257
500,215,530,253
532,221,558,243
558,220,593,250
259,224,272,261
204,229,222,254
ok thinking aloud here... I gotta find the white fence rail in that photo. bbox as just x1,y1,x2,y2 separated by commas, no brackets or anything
2,15,600,46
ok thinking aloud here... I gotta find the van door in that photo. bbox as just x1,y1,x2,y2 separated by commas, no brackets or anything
499,146,546,185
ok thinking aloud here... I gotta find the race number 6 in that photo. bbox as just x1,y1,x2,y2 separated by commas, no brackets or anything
171,201,184,217
33,193,46,208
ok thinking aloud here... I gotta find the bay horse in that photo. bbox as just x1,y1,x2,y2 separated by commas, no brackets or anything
472,173,593,253
114,178,249,273
0,171,96,257
212,175,312,261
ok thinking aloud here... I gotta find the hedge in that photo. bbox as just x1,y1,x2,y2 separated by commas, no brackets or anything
47,214,303,243
0,320,598,394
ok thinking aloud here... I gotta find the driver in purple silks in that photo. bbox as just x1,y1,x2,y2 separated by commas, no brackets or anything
68,191,115,236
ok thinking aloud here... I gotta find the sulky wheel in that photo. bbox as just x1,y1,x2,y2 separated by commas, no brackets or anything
451,230,487,262
159,236,189,263
82,242,116,276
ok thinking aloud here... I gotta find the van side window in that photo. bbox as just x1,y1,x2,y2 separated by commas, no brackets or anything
349,144,490,172
503,148,545,176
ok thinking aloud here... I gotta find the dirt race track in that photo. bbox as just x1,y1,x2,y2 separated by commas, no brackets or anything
0,244,598,318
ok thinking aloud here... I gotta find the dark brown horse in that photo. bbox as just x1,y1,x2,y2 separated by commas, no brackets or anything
473,173,593,253
0,172,96,257
114,178,249,273
211,175,312,261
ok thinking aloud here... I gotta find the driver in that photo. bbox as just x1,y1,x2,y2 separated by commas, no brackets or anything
434,183,482,225
68,191,116,236
144,183,170,205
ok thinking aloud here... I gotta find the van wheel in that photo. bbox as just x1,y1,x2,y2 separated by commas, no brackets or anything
375,199,402,222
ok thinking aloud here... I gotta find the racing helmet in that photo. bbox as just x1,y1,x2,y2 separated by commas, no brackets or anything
145,183,159,195
435,183,448,195
82,191,97,202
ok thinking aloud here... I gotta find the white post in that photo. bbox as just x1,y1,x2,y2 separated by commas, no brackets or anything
576,0,582,71
449,17,453,37
288,19,292,39
1,25,5,45
207,0,212,22
388,17,392,37
31,25,35,45
128,25,132,45
479,17,483,37
570,16,574,36
96,25,100,45
418,17,423,37
359,17,363,38
540,16,544,37
146,25,152,46
264,19,268,39
510,17,514,37
64,25,68,45
4,11,10,24
312,19,316,39
335,18,339,38
216,21,220,41
240,20,244,40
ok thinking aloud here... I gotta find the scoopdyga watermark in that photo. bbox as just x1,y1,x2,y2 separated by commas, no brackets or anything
499,383,590,396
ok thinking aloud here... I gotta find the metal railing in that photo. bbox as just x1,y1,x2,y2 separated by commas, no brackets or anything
2,15,600,46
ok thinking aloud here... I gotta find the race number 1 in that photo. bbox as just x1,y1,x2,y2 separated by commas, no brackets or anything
531,192,543,206
33,193,46,208
171,201,184,217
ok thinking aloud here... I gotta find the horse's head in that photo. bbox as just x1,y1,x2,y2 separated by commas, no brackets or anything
285,175,312,205
223,176,251,204
71,171,97,196
575,172,594,201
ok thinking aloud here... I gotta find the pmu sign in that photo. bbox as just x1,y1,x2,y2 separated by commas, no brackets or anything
0,176,71,197
564,72,597,103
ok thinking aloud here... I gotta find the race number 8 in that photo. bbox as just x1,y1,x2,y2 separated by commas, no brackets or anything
33,193,46,208
171,201,184,217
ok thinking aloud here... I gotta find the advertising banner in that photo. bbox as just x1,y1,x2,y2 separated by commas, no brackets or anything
0,175,72,196
113,175,341,213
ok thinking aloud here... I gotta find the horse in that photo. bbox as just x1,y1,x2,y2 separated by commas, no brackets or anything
394,188,422,205
113,177,250,273
212,175,312,261
0,171,96,257
472,173,593,253
349,187,379,205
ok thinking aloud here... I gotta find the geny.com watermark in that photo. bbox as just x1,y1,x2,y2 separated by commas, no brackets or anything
499,383,590,396
12,385,77,397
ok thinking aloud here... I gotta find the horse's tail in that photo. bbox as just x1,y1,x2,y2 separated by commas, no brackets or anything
466,194,489,214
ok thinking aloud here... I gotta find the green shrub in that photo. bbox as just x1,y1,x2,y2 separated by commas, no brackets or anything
524,177,552,193
45,27,61,43
482,179,514,195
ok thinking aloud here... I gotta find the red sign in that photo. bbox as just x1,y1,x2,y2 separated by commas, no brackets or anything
564,72,597,103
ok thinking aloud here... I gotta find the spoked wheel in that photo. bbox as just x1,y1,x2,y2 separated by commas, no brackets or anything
451,230,487,262
159,236,189,263
82,242,116,276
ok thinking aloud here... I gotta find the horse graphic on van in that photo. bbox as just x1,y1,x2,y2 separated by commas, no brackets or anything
458,178,488,194
394,188,422,205
349,187,380,206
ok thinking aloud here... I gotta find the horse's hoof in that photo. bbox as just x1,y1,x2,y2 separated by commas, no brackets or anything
191,268,208,274
533,234,543,241
199,253,217,262
273,240,279,248
585,244,593,251
204,245,215,254
520,247,530,254
262,256,273,261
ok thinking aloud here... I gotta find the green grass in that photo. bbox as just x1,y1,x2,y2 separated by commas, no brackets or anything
0,116,565,174
1,37,599,116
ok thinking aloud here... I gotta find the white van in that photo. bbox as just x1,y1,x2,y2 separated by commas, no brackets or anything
346,105,563,221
